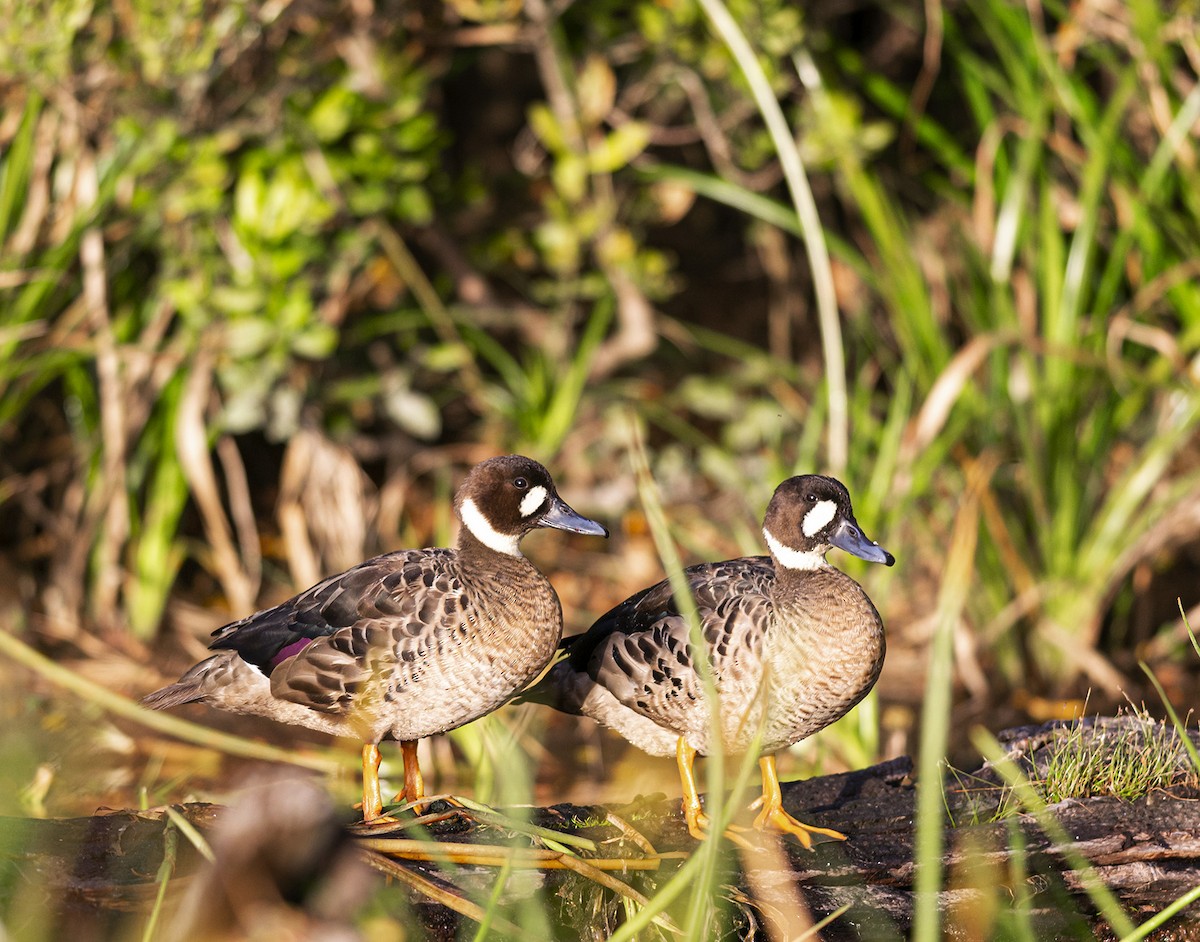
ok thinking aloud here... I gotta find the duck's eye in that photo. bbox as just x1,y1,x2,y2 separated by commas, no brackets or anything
513,477,529,490
806,493,818,503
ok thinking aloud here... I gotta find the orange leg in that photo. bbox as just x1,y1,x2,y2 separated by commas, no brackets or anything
389,739,465,812
676,737,708,839
401,740,425,804
752,754,846,849
361,743,384,821
675,737,753,849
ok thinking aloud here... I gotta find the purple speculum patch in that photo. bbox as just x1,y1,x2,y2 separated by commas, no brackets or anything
271,638,315,668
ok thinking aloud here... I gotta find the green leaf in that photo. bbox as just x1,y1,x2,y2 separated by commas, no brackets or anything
527,102,565,154
309,85,356,142
576,55,616,129
586,122,651,174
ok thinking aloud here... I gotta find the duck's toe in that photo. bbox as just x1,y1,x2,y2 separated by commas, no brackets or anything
752,801,846,849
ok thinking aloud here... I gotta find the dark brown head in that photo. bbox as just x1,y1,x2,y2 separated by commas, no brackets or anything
454,455,608,556
762,474,894,571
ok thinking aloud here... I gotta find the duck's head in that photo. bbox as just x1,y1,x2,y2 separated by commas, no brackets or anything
762,474,895,571
455,455,609,556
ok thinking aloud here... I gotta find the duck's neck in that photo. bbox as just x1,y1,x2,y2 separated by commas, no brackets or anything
454,528,533,573
769,558,829,593
769,563,883,642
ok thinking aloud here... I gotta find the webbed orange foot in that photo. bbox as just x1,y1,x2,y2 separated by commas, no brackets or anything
683,802,756,851
754,754,846,849
751,800,846,849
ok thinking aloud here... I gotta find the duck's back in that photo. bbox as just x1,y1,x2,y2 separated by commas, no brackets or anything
214,547,564,742
563,557,775,754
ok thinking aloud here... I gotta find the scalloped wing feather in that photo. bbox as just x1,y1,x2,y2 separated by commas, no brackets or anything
208,549,456,672
264,552,473,718
583,558,775,745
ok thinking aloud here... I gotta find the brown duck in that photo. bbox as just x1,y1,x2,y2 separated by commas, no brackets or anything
144,455,608,820
524,474,892,846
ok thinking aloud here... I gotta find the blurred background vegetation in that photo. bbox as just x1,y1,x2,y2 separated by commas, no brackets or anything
1,0,1198,888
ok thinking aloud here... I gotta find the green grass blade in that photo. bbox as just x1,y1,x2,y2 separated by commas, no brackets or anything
1120,881,1200,942
471,851,516,942
141,822,177,942
696,0,847,472
627,416,729,938
0,623,343,773
536,295,613,454
637,163,800,236
0,91,41,245
912,465,983,942
163,805,216,864
831,47,974,181
1139,663,1200,775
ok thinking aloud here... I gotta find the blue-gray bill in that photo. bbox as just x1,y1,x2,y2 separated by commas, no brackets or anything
539,497,609,537
830,518,894,566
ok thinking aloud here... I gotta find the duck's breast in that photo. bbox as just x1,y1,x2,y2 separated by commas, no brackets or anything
761,571,885,754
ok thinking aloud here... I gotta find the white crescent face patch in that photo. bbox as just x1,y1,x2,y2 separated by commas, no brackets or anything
519,485,548,518
763,528,826,571
801,499,838,537
461,498,522,556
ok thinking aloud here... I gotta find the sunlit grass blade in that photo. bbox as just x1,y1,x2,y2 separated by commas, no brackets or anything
831,47,974,181
0,91,40,246
805,903,852,940
1004,817,1036,939
696,0,847,473
163,805,215,864
635,163,869,290
361,850,527,938
606,848,709,942
1139,663,1200,776
1182,600,1200,663
472,850,515,942
141,821,177,942
1120,881,1200,942
0,623,342,773
627,414,731,938
911,458,986,942
534,295,612,454
355,836,671,868
442,797,598,853
794,48,948,387
1078,397,1200,580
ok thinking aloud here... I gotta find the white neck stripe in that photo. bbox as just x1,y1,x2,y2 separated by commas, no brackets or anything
763,528,826,571
802,499,838,537
461,498,522,556
519,485,548,518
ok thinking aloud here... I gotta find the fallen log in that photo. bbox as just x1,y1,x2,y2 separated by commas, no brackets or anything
2,718,1198,939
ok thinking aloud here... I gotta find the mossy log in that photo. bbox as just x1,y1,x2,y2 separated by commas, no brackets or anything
2,719,1199,940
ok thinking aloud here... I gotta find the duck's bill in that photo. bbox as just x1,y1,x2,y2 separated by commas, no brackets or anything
539,497,609,537
830,518,895,566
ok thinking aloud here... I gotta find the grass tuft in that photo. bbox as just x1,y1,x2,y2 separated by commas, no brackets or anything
1039,711,1198,806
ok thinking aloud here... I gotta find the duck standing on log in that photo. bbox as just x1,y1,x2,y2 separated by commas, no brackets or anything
144,455,608,821
523,474,893,847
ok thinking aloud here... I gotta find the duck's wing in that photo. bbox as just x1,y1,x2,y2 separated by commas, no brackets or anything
569,557,774,730
210,548,468,715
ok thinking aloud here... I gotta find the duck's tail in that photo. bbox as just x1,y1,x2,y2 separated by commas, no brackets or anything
141,655,226,710
513,657,591,714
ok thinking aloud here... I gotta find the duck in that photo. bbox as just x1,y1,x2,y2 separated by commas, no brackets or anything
522,474,893,847
143,455,608,821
